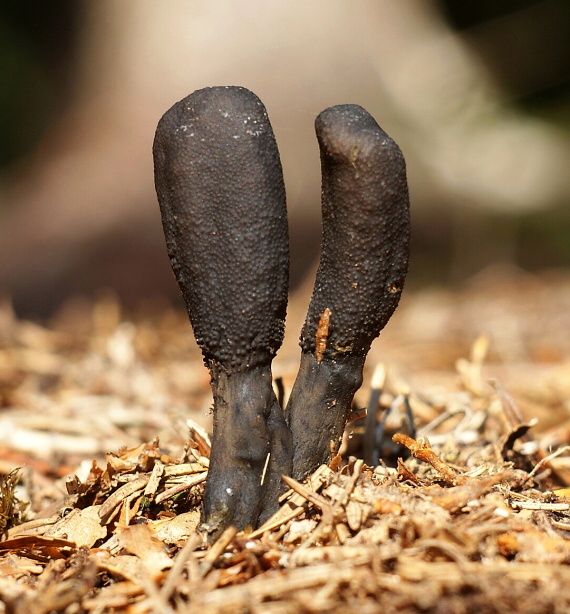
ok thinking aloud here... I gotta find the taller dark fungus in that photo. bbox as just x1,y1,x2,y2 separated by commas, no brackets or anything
153,86,291,539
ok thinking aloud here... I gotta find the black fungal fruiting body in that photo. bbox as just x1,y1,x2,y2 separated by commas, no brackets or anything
153,87,291,536
153,89,410,539
287,104,410,479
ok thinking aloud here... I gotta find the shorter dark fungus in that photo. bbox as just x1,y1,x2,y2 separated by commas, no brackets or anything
287,104,410,479
153,88,411,540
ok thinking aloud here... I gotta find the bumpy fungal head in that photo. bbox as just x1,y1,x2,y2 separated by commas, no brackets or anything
153,86,289,372
300,104,410,359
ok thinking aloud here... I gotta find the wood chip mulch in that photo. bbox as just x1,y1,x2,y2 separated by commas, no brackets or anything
1,269,570,614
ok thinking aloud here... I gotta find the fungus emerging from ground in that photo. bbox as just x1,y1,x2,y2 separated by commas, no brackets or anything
153,86,410,540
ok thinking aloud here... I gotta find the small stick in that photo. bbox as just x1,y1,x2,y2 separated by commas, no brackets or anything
392,433,459,485
160,533,203,602
523,445,570,485
281,475,333,512
363,364,386,466
98,475,150,524
199,525,238,578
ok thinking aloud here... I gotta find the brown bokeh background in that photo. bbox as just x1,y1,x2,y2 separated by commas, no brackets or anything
1,0,570,317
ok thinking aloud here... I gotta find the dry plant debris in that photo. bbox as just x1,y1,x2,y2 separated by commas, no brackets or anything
1,272,570,613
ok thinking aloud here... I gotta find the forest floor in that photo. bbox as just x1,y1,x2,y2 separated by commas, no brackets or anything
1,266,570,613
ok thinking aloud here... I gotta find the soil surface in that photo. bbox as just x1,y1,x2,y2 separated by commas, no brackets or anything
1,266,569,613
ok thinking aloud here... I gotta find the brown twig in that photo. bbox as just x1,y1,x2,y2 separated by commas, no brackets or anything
392,433,460,485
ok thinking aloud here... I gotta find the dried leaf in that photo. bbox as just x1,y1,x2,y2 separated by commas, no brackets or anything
46,506,107,548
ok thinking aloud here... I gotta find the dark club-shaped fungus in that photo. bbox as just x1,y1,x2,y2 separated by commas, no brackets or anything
287,104,410,479
153,87,291,537
153,88,410,539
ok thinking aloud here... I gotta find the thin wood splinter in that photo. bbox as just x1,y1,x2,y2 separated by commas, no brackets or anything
315,308,331,362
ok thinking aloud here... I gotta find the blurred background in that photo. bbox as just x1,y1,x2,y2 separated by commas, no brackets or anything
1,0,570,317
